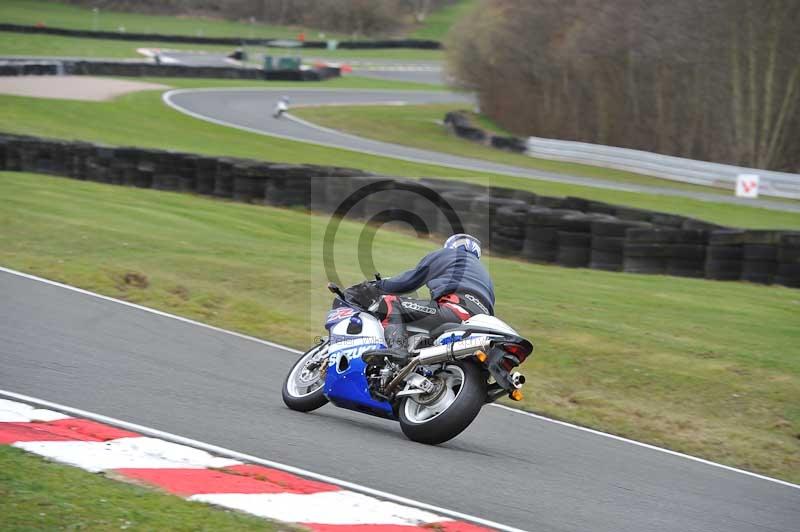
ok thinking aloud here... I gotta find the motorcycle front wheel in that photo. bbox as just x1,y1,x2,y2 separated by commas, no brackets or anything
398,360,486,445
282,341,329,412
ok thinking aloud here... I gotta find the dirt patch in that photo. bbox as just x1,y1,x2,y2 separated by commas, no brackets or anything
0,76,170,101
120,271,149,289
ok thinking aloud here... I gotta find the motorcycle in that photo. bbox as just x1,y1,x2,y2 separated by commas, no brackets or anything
272,98,289,119
282,276,533,444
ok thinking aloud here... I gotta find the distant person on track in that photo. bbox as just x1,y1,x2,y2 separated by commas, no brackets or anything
273,96,290,119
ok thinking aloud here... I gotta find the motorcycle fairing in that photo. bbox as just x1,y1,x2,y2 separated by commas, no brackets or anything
323,313,396,419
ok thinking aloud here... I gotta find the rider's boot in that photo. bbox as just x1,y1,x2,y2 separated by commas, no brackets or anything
361,322,410,366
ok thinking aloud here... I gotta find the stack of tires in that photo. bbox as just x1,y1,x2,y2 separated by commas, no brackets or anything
365,179,433,235
705,231,744,281
264,164,313,207
467,194,527,250
666,231,709,278
231,161,269,203
436,189,477,237
776,233,800,288
590,219,653,271
86,146,115,184
151,151,182,192
522,208,580,263
624,228,707,276
740,230,782,285
112,147,140,186
555,213,615,268
212,158,236,198
65,142,94,180
194,156,219,195
410,180,456,237
2,137,23,171
491,204,530,255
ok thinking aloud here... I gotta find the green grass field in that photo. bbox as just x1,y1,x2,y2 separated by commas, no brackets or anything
0,30,240,58
0,0,468,43
0,446,288,530
0,0,456,61
410,0,477,40
0,31,446,62
1,83,797,230
0,0,347,40
1,171,798,483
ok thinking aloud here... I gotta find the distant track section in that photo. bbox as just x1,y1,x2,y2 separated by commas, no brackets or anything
164,87,800,213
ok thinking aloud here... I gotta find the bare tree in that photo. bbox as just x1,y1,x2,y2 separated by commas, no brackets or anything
447,0,800,171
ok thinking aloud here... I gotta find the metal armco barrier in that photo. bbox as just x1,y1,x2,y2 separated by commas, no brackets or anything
525,137,800,200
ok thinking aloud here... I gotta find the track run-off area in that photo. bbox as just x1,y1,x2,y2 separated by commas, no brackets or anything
1,267,798,532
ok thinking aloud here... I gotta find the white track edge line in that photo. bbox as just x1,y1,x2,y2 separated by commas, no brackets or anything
0,389,526,532
2,267,799,492
490,404,799,490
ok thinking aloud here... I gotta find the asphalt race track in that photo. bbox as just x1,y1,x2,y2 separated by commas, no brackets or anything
1,269,798,531
164,88,800,213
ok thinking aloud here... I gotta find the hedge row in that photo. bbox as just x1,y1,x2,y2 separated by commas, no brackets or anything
1,133,797,288
0,24,441,49
0,59,340,81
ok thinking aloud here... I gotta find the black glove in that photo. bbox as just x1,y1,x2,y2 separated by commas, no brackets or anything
344,280,382,308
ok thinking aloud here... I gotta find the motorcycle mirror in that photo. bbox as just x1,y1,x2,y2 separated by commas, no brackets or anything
374,272,382,281
327,282,345,298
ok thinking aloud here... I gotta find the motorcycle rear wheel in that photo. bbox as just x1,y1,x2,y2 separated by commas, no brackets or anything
398,360,486,445
282,341,329,412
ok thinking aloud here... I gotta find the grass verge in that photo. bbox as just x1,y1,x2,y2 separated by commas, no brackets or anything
1,171,798,483
0,0,347,40
1,85,798,229
410,0,477,40
0,31,446,62
0,446,286,530
0,30,244,59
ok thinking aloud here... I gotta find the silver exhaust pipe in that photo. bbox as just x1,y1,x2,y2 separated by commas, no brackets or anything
416,337,492,365
385,337,491,394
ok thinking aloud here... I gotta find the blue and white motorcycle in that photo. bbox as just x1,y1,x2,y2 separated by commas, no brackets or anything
282,278,533,444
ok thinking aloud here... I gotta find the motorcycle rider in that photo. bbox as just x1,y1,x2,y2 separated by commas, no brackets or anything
363,234,494,364
273,95,290,118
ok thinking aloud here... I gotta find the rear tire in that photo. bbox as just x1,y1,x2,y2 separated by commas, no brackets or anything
282,341,329,412
398,361,486,445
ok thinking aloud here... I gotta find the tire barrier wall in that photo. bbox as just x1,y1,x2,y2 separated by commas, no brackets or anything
2,133,797,289
444,111,526,154
444,111,800,200
0,59,340,81
0,61,62,76
0,24,442,49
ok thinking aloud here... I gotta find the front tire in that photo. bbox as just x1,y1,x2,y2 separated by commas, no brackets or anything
398,361,486,445
282,341,329,412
